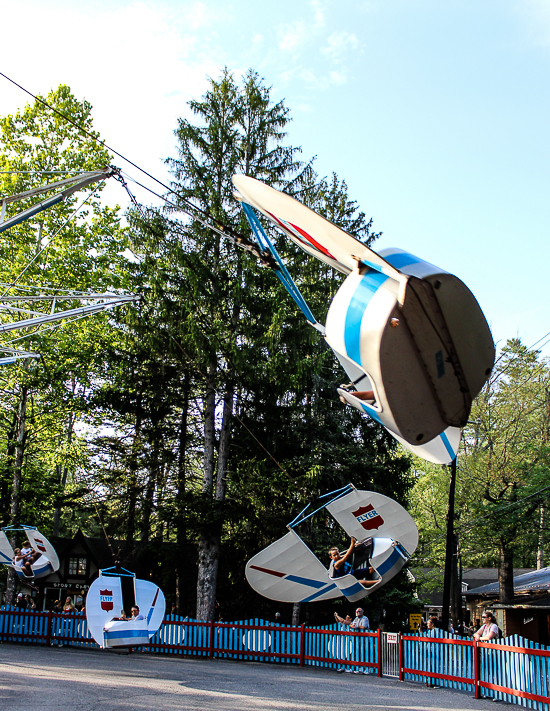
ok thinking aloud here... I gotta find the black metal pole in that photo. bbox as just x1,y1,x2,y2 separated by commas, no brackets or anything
441,457,457,632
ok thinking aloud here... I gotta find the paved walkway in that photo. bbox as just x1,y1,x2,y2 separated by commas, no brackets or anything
1,644,501,711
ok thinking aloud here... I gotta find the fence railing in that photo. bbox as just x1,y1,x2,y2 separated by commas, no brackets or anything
1,607,548,710
403,630,550,711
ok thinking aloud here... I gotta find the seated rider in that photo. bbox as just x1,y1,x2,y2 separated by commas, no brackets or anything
339,382,375,405
329,538,377,587
13,547,34,577
21,541,41,565
120,605,145,621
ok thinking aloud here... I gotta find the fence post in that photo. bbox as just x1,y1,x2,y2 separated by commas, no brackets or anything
398,633,403,681
377,628,382,677
208,620,215,659
45,610,52,646
473,640,480,699
299,624,305,667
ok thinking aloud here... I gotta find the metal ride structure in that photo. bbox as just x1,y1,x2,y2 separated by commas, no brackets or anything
0,167,140,365
232,175,495,465
85,566,166,649
0,525,59,580
246,484,418,604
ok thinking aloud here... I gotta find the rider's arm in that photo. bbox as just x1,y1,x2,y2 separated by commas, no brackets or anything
334,538,356,570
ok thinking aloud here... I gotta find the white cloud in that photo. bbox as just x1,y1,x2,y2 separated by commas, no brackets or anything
279,21,308,54
0,1,232,210
329,70,348,85
321,31,360,63
186,0,230,30
311,0,326,28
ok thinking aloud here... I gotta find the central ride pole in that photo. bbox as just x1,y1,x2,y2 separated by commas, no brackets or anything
441,456,457,633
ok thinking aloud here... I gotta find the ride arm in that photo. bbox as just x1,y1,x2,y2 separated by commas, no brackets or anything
0,168,114,233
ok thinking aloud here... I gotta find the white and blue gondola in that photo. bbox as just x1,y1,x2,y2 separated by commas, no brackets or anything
0,525,59,580
245,485,418,604
86,567,165,649
232,175,495,465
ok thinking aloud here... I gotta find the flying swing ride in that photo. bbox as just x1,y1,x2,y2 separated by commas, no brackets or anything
85,566,166,648
0,524,60,581
232,175,495,465
246,484,418,603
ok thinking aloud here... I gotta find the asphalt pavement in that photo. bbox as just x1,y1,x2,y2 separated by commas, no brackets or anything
0,643,502,711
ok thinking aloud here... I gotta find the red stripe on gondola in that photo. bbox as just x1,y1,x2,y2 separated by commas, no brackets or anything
265,210,336,260
250,565,286,578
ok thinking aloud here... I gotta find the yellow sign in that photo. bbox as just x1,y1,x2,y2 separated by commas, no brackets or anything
409,613,422,631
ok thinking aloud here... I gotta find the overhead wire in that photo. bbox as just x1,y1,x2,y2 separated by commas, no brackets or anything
0,71,263,255
417,480,550,556
0,78,293,485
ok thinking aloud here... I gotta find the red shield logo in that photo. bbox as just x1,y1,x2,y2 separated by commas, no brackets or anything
352,504,384,531
100,589,114,612
33,538,47,553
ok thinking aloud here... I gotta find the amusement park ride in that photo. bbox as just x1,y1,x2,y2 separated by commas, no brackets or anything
0,168,139,365
0,525,60,581
246,484,418,603
0,104,495,611
86,567,165,648
232,175,495,466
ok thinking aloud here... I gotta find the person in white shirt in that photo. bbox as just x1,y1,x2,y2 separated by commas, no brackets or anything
474,611,498,641
351,607,370,630
122,605,145,621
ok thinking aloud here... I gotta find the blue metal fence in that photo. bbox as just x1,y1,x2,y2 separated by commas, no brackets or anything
1,607,548,709
403,629,550,710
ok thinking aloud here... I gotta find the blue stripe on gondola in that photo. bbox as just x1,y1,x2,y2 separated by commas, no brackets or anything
0,551,12,563
105,628,150,639
301,583,338,602
15,562,51,579
286,574,327,589
341,581,365,598
439,430,456,461
344,271,388,366
376,547,405,576
382,252,422,270
360,401,383,425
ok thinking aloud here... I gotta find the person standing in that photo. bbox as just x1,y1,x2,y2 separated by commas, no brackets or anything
474,611,498,641
351,607,370,630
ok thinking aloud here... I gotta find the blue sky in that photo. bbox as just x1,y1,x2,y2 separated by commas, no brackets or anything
1,0,549,356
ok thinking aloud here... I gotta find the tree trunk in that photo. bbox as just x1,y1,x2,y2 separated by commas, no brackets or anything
52,378,76,535
5,385,28,606
196,380,235,621
125,399,143,554
175,372,190,614
537,504,546,570
498,539,514,603
450,533,461,627
196,363,217,621
139,433,159,545
0,413,17,521
52,414,74,536
292,602,301,626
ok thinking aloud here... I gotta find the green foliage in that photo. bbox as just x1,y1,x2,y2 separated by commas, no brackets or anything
0,73,420,624
409,338,550,580
0,85,130,538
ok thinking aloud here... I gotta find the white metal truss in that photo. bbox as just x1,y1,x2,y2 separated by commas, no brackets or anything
0,168,115,233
